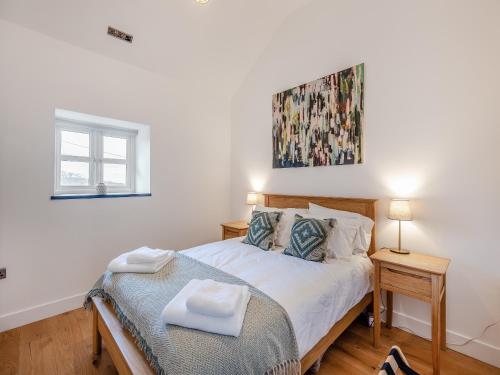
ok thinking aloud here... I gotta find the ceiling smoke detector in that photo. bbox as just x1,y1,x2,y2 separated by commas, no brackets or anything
107,26,133,43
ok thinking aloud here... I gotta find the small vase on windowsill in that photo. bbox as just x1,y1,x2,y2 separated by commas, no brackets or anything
96,183,107,195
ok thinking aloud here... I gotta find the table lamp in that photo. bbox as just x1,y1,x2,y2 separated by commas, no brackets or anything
388,199,412,254
246,192,258,214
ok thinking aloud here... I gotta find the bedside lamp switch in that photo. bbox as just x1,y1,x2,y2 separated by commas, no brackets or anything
0,267,6,280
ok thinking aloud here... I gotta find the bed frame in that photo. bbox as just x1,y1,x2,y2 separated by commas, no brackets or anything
91,194,377,374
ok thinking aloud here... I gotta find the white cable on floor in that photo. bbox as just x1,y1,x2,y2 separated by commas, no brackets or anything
447,319,500,347
376,290,500,347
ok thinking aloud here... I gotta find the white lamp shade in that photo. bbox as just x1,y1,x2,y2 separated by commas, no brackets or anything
388,199,412,221
246,192,258,205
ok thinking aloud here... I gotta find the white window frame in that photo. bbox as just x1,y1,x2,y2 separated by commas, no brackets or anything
54,120,137,195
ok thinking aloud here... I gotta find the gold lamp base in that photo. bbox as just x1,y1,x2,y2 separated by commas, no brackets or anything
390,248,410,255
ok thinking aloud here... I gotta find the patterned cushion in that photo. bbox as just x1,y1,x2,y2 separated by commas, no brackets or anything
242,211,282,251
283,214,335,262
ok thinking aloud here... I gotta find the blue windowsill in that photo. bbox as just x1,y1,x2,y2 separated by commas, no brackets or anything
50,193,152,200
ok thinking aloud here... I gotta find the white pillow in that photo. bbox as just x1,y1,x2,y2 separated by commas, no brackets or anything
308,203,374,253
255,204,308,247
301,213,359,259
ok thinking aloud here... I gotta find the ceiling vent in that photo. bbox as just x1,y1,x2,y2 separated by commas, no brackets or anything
107,26,133,43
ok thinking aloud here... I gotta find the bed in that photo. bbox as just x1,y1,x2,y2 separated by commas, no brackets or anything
91,194,377,374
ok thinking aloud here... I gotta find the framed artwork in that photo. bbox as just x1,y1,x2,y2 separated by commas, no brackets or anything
272,63,365,168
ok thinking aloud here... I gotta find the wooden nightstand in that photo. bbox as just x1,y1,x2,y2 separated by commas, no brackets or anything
221,221,249,240
370,249,450,375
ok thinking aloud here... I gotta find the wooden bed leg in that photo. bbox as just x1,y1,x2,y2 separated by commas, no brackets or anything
92,303,102,366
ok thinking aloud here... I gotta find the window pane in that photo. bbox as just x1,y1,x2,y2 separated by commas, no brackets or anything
61,161,89,186
103,136,127,160
103,163,127,186
61,131,89,157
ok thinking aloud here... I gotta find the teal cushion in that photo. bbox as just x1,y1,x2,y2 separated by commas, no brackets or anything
283,214,335,262
242,211,282,251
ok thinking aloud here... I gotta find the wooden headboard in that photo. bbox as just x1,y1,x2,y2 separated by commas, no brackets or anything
264,194,377,255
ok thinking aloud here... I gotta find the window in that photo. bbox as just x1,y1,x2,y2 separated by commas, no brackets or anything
54,120,137,195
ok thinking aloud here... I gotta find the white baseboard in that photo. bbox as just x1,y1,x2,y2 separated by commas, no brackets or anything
392,310,500,368
0,292,86,332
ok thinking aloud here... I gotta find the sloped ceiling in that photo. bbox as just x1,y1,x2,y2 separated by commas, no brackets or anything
0,0,311,93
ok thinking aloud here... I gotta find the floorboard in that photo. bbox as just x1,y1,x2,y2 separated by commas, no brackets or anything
0,308,498,375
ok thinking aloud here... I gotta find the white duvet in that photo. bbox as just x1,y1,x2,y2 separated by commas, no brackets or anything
181,237,373,357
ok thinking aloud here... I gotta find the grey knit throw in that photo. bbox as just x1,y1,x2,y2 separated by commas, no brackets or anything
85,253,300,375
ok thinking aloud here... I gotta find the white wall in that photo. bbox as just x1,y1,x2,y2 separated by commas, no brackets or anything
230,0,500,367
0,20,231,330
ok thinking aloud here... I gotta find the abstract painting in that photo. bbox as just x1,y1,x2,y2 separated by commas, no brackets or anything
272,63,365,168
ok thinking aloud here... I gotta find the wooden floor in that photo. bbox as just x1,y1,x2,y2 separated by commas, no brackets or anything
1,308,498,375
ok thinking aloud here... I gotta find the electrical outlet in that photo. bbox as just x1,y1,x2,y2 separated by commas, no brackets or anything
0,267,6,280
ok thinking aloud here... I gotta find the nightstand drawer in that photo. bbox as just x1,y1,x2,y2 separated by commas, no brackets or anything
224,228,242,239
380,264,432,301
221,221,249,240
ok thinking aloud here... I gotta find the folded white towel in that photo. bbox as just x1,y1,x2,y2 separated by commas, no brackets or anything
126,247,173,264
107,252,173,273
161,279,251,337
186,279,247,318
